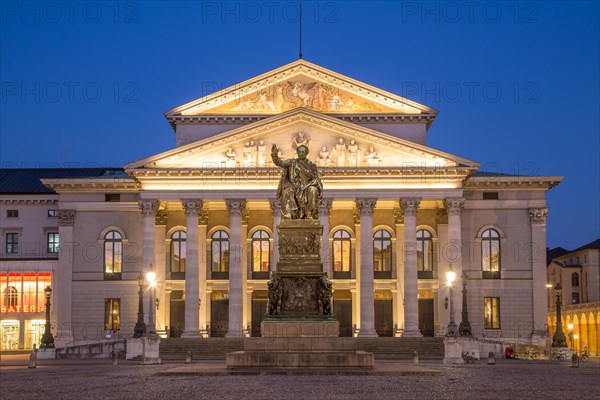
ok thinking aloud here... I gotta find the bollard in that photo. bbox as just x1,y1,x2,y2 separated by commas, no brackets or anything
571,353,579,368
111,351,118,366
412,350,419,364
487,352,496,365
185,351,193,364
28,344,37,369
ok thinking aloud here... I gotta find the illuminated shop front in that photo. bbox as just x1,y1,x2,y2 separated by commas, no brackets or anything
0,272,52,350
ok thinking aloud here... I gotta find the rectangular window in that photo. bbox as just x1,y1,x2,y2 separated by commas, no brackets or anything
6,233,19,254
47,233,59,253
6,210,19,218
105,194,120,202
483,192,499,200
104,298,121,331
572,293,580,304
484,297,500,329
47,210,57,218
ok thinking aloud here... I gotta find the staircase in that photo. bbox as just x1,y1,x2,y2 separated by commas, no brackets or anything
160,337,444,362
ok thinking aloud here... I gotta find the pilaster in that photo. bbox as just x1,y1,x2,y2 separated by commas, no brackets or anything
55,210,75,347
530,207,549,343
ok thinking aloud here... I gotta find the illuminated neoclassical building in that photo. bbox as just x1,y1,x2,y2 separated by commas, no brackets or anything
0,60,563,349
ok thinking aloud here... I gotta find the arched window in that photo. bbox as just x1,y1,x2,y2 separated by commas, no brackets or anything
251,230,270,278
332,229,351,278
104,230,123,279
170,230,186,279
417,229,434,279
481,229,501,279
373,229,392,278
572,272,580,287
8,286,18,307
211,230,229,279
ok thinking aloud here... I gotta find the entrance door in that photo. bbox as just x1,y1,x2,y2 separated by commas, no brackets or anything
334,299,353,337
169,299,185,338
374,300,393,337
418,299,435,337
210,299,229,337
251,300,268,337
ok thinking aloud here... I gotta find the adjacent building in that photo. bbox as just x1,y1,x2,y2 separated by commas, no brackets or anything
1,60,562,350
547,239,600,355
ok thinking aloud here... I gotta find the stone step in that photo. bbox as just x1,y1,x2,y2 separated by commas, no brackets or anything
159,337,445,361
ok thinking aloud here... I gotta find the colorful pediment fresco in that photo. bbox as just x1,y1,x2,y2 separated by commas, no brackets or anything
170,60,432,117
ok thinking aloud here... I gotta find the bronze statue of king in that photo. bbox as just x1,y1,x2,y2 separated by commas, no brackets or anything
271,143,323,219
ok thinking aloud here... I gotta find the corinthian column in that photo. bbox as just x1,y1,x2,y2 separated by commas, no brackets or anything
226,199,246,338
181,199,202,338
356,198,378,337
401,198,422,337
319,198,333,277
445,198,464,334
54,210,75,347
139,200,159,272
530,208,549,344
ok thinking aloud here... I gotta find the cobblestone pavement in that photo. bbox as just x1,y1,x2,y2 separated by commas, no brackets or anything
1,356,599,400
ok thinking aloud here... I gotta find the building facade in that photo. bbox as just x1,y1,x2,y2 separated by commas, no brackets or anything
1,60,562,349
547,239,600,355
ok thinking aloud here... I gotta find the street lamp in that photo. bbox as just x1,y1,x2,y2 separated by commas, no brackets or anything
446,263,457,336
133,272,146,338
39,286,55,348
146,270,157,336
551,283,567,347
458,271,472,336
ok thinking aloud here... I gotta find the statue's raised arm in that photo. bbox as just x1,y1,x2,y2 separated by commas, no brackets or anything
271,140,322,220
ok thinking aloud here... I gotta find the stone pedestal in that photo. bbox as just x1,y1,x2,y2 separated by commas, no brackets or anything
126,338,143,360
443,337,465,364
35,348,56,360
141,336,161,365
227,218,373,368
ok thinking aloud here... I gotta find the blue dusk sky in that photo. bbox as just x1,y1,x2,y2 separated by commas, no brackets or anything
1,1,598,250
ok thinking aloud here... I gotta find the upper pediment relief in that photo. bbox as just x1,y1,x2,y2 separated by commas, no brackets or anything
167,60,436,117
128,109,475,171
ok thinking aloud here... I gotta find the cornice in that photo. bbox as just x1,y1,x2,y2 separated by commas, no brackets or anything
465,176,563,190
0,199,57,205
165,113,437,130
40,178,141,192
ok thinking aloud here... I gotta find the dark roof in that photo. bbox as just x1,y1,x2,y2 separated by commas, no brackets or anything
547,247,569,265
573,238,600,252
0,168,127,194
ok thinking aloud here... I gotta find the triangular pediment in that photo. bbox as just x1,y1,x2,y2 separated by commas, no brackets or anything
128,109,475,170
165,60,436,117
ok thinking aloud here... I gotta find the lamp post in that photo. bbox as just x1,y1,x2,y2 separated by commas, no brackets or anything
551,283,567,347
146,271,157,336
133,272,146,338
446,263,457,336
39,286,55,348
458,271,472,336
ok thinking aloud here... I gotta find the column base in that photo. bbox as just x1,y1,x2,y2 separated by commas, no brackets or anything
181,330,202,339
402,329,423,338
443,337,465,364
357,329,379,338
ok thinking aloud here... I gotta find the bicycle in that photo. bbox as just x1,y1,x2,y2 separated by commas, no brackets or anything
108,349,125,359
580,351,589,362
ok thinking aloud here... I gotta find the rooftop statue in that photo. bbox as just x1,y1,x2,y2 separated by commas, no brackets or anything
271,142,323,220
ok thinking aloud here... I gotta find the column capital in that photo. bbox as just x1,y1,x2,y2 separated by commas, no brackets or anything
57,210,75,226
529,208,548,224
400,198,421,217
225,199,246,217
444,198,465,216
319,198,333,217
138,200,159,216
393,208,404,225
182,199,203,216
356,198,377,216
